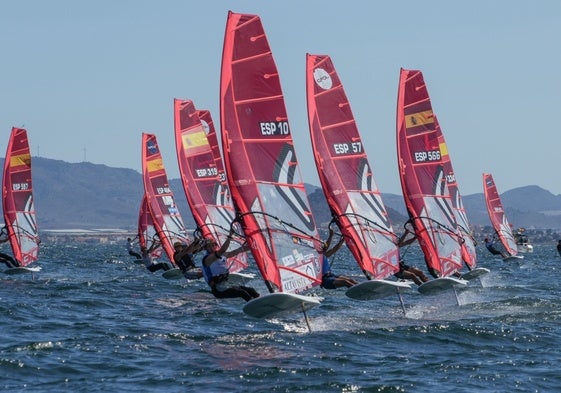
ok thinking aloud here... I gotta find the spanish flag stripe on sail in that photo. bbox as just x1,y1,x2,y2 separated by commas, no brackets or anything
439,142,448,157
405,110,434,128
182,131,209,150
10,153,31,168
147,157,164,172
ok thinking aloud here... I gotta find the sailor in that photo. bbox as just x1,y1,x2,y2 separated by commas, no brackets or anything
484,237,508,258
141,241,172,272
320,227,358,289
393,260,429,286
173,239,204,279
0,252,19,269
0,227,19,268
126,237,142,259
201,229,258,302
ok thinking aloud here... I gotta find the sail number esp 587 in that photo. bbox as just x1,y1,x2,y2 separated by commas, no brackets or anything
413,150,441,162
259,121,290,136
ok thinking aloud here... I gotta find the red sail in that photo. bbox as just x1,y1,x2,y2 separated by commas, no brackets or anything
174,99,248,273
141,132,191,264
434,117,477,269
2,127,39,266
306,53,399,279
396,69,463,278
482,173,518,256
220,11,322,293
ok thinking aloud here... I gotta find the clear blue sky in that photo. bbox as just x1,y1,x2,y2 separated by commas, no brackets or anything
2,1,560,196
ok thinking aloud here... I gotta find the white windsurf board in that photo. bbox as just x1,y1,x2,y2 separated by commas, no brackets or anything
461,267,490,281
418,276,468,295
503,255,524,262
4,266,42,275
227,272,256,286
162,268,184,280
345,280,413,301
243,292,322,319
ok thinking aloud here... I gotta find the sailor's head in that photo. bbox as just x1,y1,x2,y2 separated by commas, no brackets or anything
173,241,183,250
205,238,217,251
484,238,489,242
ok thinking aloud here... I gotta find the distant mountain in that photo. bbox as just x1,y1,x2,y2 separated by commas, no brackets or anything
4,157,561,230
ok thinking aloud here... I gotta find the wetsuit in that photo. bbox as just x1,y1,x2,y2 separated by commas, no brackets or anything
320,255,340,289
201,252,258,301
0,252,19,269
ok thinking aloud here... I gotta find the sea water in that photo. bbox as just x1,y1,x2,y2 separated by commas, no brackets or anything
1,242,560,392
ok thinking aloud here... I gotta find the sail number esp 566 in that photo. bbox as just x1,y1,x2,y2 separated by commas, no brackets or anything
259,121,290,136
413,150,441,162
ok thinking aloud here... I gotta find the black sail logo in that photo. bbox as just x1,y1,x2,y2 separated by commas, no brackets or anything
273,144,315,232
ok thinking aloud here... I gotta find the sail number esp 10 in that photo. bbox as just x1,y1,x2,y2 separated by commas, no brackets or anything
259,121,290,136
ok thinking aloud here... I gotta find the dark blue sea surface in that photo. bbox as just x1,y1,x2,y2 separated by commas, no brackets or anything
1,243,560,392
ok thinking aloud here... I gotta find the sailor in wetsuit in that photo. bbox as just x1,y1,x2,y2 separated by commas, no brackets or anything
201,229,258,302
126,237,142,259
0,227,19,268
393,260,429,286
320,227,358,289
173,239,205,279
484,237,507,258
141,241,172,272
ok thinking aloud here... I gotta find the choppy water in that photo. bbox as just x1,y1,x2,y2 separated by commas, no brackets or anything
1,242,560,392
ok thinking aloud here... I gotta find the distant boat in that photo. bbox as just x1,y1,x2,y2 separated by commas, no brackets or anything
1,127,41,275
513,227,533,253
220,11,323,320
482,173,523,261
173,99,252,282
141,132,198,279
396,69,467,294
306,53,411,300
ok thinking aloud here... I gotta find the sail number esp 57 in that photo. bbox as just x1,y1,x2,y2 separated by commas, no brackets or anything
333,142,362,155
259,121,290,136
